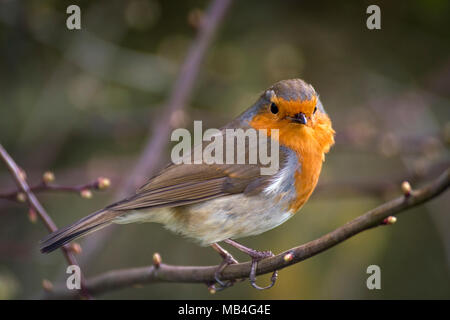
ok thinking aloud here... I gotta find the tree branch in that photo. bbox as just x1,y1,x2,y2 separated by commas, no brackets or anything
315,160,449,197
0,144,91,299
78,0,233,264
44,168,449,299
0,175,110,202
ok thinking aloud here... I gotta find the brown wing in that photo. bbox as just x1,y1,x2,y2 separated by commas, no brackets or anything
40,160,273,254
109,131,286,212
109,163,263,211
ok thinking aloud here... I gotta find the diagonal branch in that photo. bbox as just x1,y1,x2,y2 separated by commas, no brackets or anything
0,144,91,299
127,0,234,192
44,168,449,299
78,0,234,264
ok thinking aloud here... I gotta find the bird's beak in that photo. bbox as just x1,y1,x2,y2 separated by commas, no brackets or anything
290,112,307,125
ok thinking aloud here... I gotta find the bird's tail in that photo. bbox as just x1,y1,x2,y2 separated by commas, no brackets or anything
39,209,122,254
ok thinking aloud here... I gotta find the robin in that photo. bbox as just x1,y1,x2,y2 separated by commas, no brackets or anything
40,79,335,290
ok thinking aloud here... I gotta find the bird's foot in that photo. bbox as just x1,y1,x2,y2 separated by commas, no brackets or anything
224,239,278,290
211,243,239,290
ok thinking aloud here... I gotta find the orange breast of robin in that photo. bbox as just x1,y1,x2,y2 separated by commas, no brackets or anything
250,100,335,212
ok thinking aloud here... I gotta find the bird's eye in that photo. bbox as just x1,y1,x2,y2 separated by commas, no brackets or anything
270,103,279,114
313,106,317,114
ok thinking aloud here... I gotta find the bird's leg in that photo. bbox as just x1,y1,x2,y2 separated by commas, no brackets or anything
211,243,238,290
224,239,278,290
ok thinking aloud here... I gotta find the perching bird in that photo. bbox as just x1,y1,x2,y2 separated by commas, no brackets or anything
40,79,335,290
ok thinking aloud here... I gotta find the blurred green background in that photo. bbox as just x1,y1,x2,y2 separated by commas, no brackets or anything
0,0,449,299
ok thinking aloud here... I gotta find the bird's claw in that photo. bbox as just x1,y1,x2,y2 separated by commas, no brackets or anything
248,250,278,290
214,252,238,290
212,240,279,291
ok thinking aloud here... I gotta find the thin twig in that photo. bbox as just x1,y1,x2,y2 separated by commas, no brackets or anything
316,160,449,197
0,178,110,202
0,144,91,299
44,168,449,299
